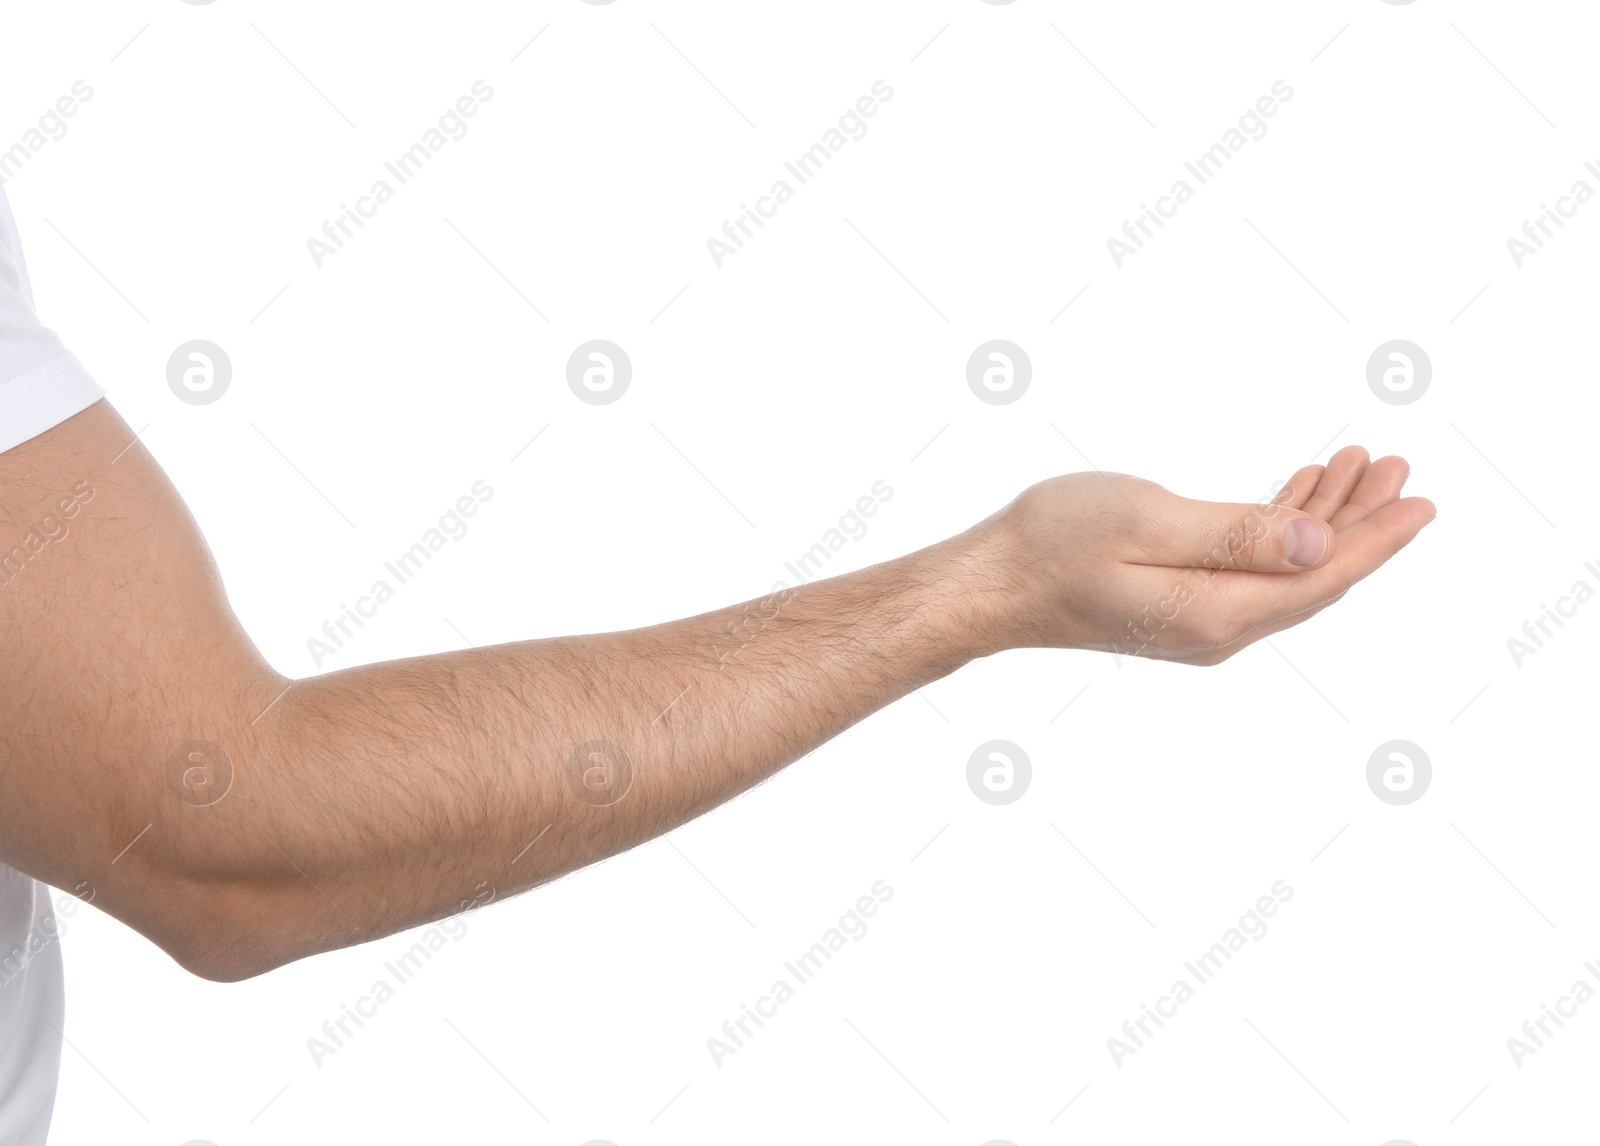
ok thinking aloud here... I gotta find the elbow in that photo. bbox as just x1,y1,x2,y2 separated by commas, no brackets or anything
140,876,306,983
167,936,285,985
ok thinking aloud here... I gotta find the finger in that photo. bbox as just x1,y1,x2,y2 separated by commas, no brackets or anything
1273,465,1325,511
1243,495,1436,617
1139,497,1336,574
1328,455,1410,530
1302,445,1370,521
1324,495,1437,583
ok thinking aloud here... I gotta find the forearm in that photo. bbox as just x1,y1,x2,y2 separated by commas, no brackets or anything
177,532,1000,976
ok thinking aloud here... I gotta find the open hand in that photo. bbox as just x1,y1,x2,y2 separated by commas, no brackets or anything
976,446,1436,665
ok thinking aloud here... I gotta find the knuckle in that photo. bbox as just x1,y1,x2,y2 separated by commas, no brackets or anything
1225,512,1270,568
1196,510,1266,572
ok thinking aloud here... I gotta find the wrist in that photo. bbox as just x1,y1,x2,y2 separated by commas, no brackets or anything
903,524,1027,663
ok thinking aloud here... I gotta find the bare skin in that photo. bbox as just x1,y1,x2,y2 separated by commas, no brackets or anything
0,400,1435,980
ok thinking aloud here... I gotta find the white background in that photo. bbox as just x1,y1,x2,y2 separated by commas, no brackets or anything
3,0,1597,1142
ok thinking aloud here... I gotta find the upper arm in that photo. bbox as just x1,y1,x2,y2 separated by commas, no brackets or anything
0,399,285,970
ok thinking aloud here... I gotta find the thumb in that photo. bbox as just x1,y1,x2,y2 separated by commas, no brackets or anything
1166,500,1335,573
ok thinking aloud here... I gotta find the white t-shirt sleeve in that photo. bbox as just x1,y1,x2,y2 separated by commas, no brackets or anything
0,186,105,455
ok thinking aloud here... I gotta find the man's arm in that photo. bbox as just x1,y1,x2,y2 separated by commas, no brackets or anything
0,400,1433,981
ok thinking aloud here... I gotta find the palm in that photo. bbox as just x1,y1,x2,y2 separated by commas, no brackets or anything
996,446,1436,665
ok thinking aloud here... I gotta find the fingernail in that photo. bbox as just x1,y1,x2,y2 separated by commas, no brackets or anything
1286,518,1326,566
